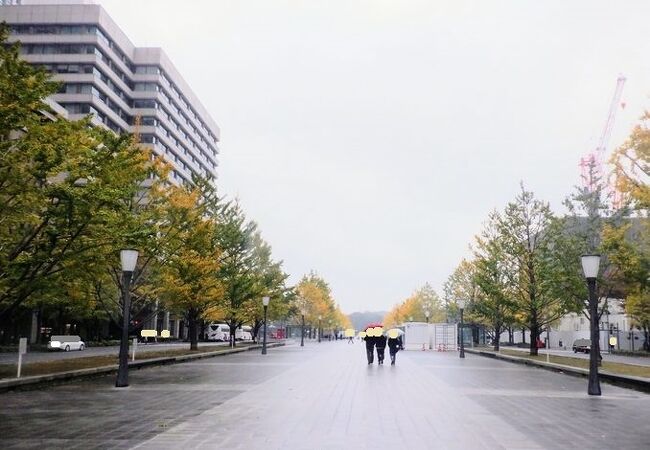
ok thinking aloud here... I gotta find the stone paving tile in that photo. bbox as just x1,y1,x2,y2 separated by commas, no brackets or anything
0,348,306,449
411,350,650,449
134,345,545,450
2,343,649,449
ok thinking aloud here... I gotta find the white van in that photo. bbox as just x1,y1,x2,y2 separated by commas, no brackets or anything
48,335,85,351
207,323,230,342
236,325,253,341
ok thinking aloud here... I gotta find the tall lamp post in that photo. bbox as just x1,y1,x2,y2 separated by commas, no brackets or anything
318,315,322,343
458,299,466,359
582,254,601,396
116,249,138,388
300,308,305,347
262,296,270,355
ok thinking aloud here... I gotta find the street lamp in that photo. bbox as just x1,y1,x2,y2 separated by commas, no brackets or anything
261,296,270,355
457,298,466,359
116,249,138,387
318,315,322,343
581,254,601,396
300,308,305,347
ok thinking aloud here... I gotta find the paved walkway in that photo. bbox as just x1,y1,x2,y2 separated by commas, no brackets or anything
1,342,649,449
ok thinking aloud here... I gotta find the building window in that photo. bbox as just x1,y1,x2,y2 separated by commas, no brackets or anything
134,82,158,92
135,66,160,75
133,99,158,109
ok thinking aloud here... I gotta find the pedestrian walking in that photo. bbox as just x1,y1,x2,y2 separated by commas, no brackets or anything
376,332,387,365
362,323,383,365
387,329,404,366
363,333,375,364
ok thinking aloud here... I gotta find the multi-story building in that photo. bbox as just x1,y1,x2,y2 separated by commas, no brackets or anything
0,1,220,184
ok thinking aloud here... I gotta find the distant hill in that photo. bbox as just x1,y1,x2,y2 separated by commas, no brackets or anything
348,311,387,331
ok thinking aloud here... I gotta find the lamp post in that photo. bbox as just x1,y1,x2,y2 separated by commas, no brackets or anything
458,299,466,359
116,249,138,388
300,309,305,347
582,254,602,396
318,315,322,343
262,296,270,355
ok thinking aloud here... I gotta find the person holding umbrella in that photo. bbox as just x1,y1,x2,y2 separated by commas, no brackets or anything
375,327,387,364
387,329,404,365
362,329,375,364
362,323,382,364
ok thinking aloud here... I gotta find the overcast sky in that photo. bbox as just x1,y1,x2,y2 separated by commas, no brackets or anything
97,0,650,314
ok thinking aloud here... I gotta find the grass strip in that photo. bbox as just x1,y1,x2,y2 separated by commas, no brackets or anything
497,349,650,378
0,344,252,379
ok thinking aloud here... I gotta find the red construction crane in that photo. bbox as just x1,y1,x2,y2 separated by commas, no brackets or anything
579,75,626,195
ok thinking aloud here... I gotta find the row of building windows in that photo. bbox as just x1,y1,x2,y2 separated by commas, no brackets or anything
60,94,215,176
140,129,215,173
12,29,218,183
12,24,133,72
58,83,130,124
13,25,218,144
26,45,218,156
36,61,218,164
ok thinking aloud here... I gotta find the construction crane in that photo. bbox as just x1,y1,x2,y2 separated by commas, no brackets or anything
579,75,626,196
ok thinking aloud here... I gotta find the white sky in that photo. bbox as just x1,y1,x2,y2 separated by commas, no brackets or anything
97,0,650,313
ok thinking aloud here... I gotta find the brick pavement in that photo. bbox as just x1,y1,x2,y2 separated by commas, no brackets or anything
1,342,649,449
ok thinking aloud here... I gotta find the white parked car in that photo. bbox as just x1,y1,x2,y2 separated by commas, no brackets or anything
206,323,230,342
236,325,253,341
48,335,85,351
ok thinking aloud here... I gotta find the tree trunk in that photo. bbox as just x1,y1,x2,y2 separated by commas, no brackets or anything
521,327,526,344
493,324,502,351
508,327,514,344
529,322,539,356
252,319,262,343
36,308,43,344
57,307,65,334
188,316,198,351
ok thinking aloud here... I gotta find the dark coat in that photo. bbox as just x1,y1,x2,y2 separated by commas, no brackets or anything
388,336,403,352
363,336,375,350
376,335,387,349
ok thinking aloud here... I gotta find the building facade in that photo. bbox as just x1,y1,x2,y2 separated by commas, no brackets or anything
0,1,220,184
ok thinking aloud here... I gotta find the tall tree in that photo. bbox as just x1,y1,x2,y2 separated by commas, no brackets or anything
0,27,160,335
472,217,517,351
496,185,569,355
155,184,223,350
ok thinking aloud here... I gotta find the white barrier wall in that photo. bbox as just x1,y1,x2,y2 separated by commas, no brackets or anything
404,322,457,351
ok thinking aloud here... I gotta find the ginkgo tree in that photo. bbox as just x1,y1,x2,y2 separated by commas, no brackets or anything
384,284,444,328
156,184,223,350
471,215,517,351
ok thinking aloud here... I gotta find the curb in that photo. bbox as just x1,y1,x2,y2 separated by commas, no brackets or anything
466,348,650,393
0,341,286,393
